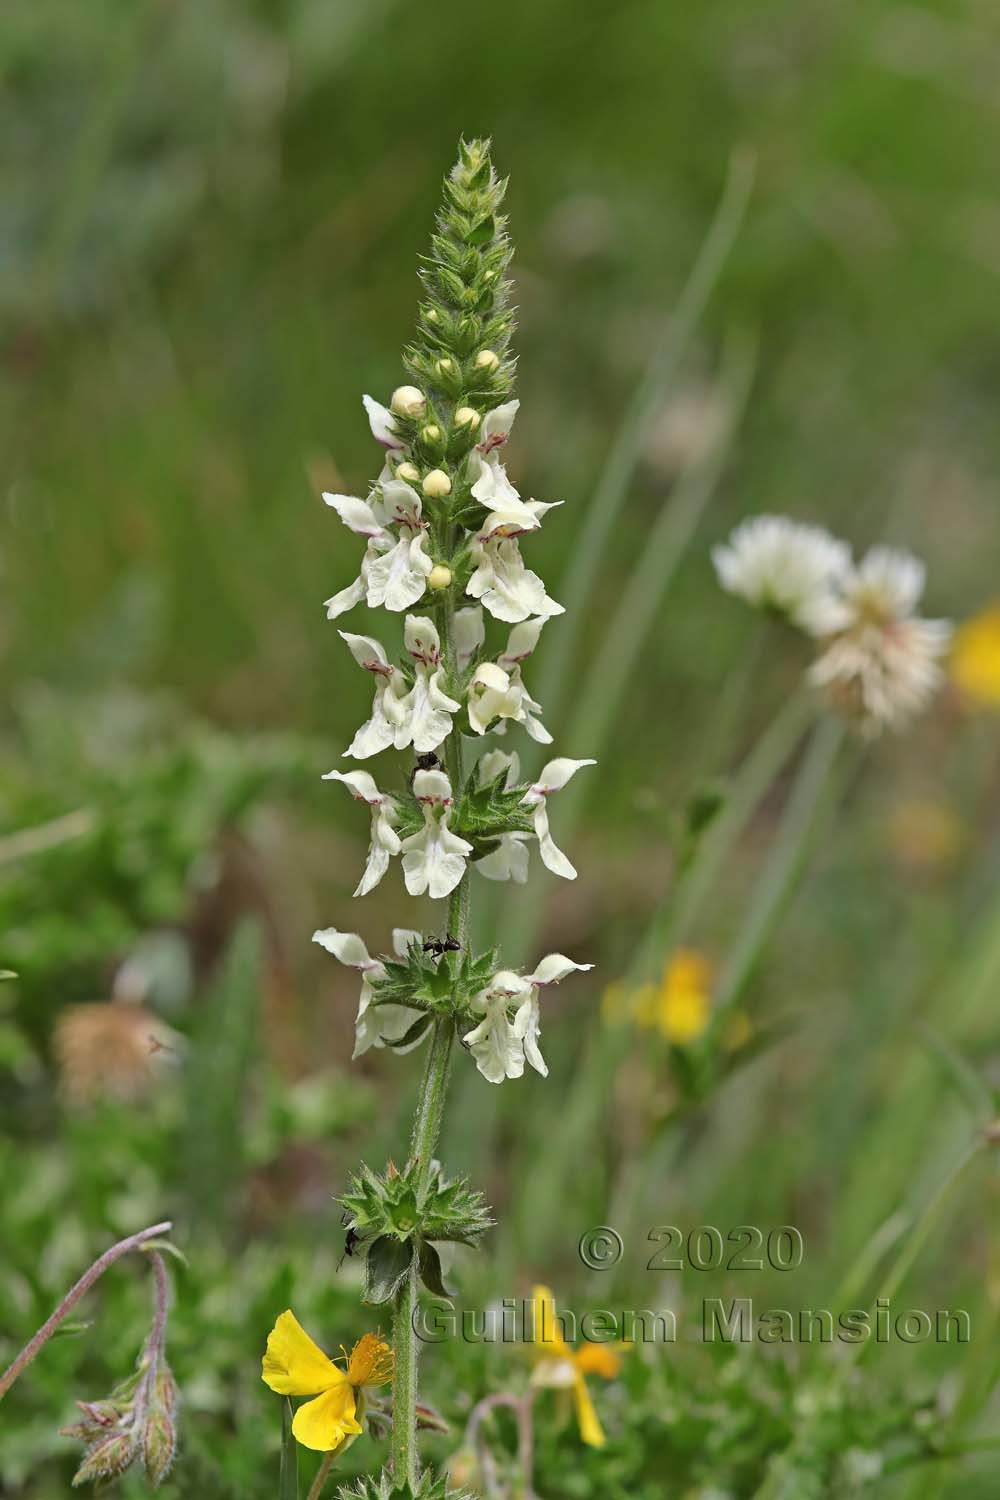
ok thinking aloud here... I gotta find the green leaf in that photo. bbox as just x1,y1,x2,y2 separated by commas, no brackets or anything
363,1235,413,1305
280,1397,300,1500
417,1241,453,1298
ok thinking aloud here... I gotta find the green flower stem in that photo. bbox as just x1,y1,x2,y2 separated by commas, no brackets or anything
715,711,846,1014
392,587,471,1486
306,1452,335,1500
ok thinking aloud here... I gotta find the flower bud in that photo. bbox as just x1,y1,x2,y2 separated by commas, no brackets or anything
422,469,452,499
390,385,426,420
434,357,456,378
420,424,444,446
428,565,453,591
454,406,481,431
73,1433,137,1484
475,349,500,373
395,461,420,484
143,1406,177,1486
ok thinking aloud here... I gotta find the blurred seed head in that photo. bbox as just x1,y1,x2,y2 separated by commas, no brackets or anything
54,1000,183,1106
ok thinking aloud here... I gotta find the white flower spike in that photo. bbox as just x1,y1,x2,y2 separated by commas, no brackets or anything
322,769,401,897
400,769,474,900
521,757,597,879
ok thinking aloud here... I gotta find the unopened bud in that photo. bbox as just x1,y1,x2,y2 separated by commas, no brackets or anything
434,357,456,380
474,349,500,373
428,565,453,591
73,1432,137,1484
154,1365,178,1413
420,424,443,446
395,462,420,484
454,406,481,431
390,385,426,420
423,306,439,323
143,1407,177,1486
422,469,452,499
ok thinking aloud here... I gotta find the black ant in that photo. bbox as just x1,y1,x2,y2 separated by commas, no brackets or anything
423,935,461,957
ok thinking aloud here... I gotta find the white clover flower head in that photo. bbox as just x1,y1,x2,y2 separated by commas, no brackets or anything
807,545,952,734
390,385,426,420
462,954,593,1084
400,768,474,900
712,515,851,629
313,927,425,1057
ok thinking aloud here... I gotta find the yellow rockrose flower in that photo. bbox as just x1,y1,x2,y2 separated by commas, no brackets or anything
601,950,712,1043
527,1286,623,1448
261,1310,392,1453
656,949,712,1043
951,603,1000,708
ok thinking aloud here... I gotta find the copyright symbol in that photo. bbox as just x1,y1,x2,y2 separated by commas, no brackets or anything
578,1226,623,1270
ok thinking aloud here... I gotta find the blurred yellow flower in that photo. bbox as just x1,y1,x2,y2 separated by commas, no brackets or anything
652,950,712,1042
600,950,713,1043
528,1286,622,1447
951,602,1000,708
261,1311,391,1453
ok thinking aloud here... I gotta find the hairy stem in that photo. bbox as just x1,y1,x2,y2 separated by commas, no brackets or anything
307,1451,336,1500
392,585,471,1485
0,1221,171,1402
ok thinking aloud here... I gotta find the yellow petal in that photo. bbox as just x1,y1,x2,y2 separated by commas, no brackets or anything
530,1285,572,1358
291,1384,362,1453
572,1372,606,1448
574,1342,623,1380
347,1332,393,1388
262,1310,345,1396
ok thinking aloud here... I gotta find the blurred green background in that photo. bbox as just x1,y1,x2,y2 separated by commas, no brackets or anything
3,1,1000,1496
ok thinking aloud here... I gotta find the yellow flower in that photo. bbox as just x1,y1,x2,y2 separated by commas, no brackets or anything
261,1311,392,1453
951,603,1000,708
601,950,712,1044
651,950,712,1043
528,1286,622,1448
